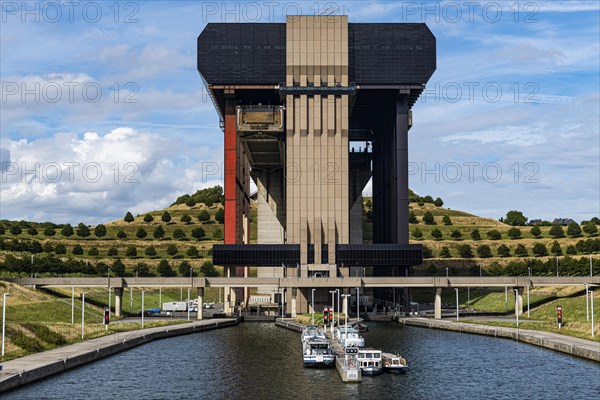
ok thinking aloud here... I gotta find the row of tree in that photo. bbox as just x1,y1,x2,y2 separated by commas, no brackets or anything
0,224,225,241
422,238,600,259
412,224,598,240
0,238,215,258
123,209,224,225
424,256,598,277
0,254,219,278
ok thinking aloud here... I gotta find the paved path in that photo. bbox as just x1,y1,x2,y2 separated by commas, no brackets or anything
0,318,238,393
398,317,600,362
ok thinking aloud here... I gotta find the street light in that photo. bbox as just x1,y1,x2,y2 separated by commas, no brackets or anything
187,288,191,321
2,293,9,356
336,289,340,328
591,290,595,337
341,294,351,345
455,288,459,321
356,287,360,322
311,289,316,325
142,290,145,328
446,268,449,278
556,257,559,277
329,290,336,335
107,268,111,320
81,292,85,339
514,289,519,327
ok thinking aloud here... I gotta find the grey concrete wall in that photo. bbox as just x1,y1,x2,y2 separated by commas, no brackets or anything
397,318,600,363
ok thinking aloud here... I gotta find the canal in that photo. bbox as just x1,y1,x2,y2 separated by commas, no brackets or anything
5,323,599,399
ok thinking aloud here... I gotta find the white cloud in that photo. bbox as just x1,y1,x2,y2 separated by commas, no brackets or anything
440,126,547,147
0,127,223,224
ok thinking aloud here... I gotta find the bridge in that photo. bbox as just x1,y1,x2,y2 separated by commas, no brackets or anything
4,276,599,320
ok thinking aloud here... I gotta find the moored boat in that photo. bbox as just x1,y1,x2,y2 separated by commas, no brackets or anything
302,325,326,343
381,352,408,373
336,326,365,347
357,348,383,375
353,322,368,332
302,338,336,368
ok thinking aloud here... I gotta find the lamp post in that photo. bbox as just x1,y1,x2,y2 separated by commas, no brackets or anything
187,288,191,321
356,287,360,322
329,290,336,335
107,268,111,320
455,288,459,321
446,268,449,278
311,289,316,325
71,286,75,324
591,290,595,337
586,283,589,321
556,257,559,277
336,289,340,328
280,287,285,318
2,293,9,356
81,292,85,339
514,289,519,327
341,294,351,345
142,290,145,328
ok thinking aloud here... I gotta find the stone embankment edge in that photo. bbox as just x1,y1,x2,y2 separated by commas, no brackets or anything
397,318,600,363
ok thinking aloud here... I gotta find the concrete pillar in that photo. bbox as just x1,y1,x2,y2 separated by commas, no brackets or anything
434,288,442,320
515,287,524,316
291,288,297,317
342,289,348,317
114,288,123,318
224,266,231,315
243,266,249,308
197,288,204,320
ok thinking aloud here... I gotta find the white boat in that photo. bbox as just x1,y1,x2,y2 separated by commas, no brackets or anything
382,352,408,373
302,325,326,343
335,326,365,348
357,348,383,375
302,338,336,368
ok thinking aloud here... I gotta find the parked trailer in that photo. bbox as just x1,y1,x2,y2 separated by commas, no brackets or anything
162,302,188,312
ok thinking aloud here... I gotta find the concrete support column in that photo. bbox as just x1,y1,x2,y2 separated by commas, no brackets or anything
197,288,204,320
243,266,249,308
291,288,297,318
224,266,231,315
114,288,123,318
342,289,349,317
515,287,524,316
434,288,442,320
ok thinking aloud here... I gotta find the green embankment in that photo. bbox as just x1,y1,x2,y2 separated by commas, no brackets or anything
0,282,187,362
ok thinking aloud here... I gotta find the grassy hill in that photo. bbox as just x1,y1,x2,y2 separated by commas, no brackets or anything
0,191,598,278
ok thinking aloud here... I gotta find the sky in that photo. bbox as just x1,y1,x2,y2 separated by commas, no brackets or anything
0,0,599,225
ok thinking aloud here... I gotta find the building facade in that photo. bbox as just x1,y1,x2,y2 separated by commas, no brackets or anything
198,16,436,314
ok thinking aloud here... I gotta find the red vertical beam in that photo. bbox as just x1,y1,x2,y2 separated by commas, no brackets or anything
224,96,238,245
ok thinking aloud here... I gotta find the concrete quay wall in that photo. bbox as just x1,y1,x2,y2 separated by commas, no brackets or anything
397,317,600,363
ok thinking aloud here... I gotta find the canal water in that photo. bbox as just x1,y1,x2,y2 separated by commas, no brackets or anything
5,323,599,399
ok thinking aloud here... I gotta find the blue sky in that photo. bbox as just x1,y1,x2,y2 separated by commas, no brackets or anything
1,1,598,224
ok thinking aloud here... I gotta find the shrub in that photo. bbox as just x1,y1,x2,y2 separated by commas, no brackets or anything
486,230,501,240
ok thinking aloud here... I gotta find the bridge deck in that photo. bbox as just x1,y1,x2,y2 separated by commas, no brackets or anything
4,276,600,289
